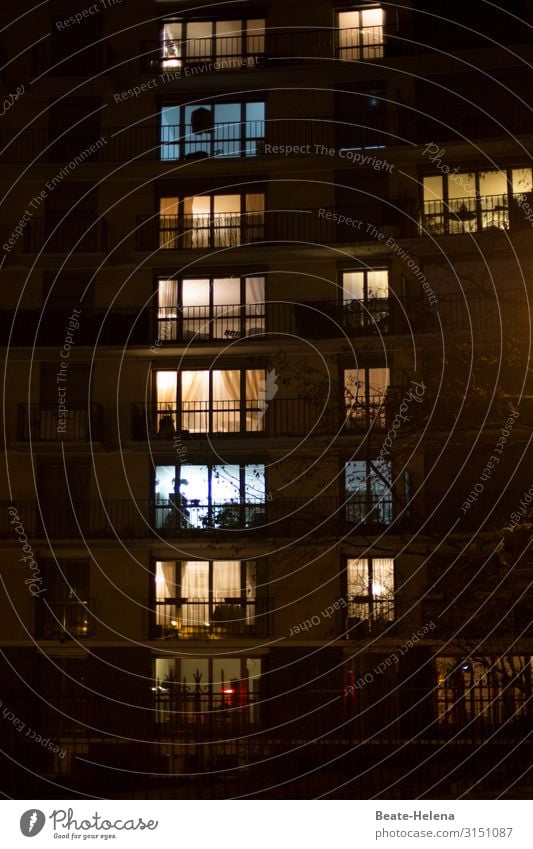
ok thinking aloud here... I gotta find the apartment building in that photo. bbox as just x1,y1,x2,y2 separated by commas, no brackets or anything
0,0,532,798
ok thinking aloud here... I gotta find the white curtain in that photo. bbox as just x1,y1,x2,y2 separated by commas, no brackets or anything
181,370,209,432
156,371,177,432
246,369,265,431
155,561,178,630
213,561,241,598
157,280,178,341
181,560,209,629
213,370,240,431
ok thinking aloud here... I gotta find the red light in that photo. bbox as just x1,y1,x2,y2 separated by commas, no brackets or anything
222,688,235,694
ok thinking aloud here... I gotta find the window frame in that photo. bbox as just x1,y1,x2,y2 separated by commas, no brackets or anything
160,100,266,160
152,558,258,638
160,17,266,68
154,273,266,341
153,366,266,434
345,555,396,632
153,461,267,530
335,6,385,61
158,190,265,249
344,457,393,525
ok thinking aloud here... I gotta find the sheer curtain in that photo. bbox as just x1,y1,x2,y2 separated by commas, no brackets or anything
246,369,265,431
213,370,240,431
181,561,209,628
156,371,177,432
213,561,241,598
157,280,178,341
155,561,178,630
245,276,265,334
160,197,180,248
181,370,209,432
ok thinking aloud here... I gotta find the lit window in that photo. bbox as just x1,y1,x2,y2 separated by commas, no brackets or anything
347,557,395,631
344,367,389,428
156,275,265,341
341,268,389,333
160,18,265,68
154,463,266,529
160,102,265,160
337,7,384,61
345,458,393,524
154,368,266,434
421,167,533,235
153,656,262,727
158,193,264,249
436,656,533,728
154,560,257,637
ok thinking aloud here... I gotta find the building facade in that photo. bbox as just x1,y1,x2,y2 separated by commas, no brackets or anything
0,0,532,798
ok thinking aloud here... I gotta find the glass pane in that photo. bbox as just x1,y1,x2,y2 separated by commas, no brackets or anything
162,23,182,67
187,21,213,60
181,371,209,432
216,20,242,59
512,167,533,194
213,277,241,338
160,106,180,160
182,278,210,339
212,370,240,432
245,103,265,155
214,103,241,157
245,276,265,335
154,465,175,528
212,465,241,503
245,464,265,502
342,270,364,301
157,279,178,341
184,105,212,158
372,558,394,599
367,269,388,299
247,19,265,56
179,465,209,527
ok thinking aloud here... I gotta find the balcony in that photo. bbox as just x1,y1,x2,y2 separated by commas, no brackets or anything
154,686,260,732
136,204,410,251
346,599,395,637
420,193,525,236
17,404,104,442
140,24,421,74
153,598,272,639
36,598,94,639
132,397,340,440
0,497,405,539
23,217,108,253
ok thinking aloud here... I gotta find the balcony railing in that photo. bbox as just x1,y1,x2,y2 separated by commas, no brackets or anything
420,193,524,236
153,598,272,639
157,211,264,249
23,216,108,253
132,397,344,440
0,497,405,539
17,404,104,442
346,599,395,637
136,204,409,250
154,685,260,731
36,598,94,639
0,307,151,345
141,25,422,73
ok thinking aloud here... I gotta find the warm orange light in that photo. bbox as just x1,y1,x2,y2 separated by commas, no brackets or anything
223,688,235,694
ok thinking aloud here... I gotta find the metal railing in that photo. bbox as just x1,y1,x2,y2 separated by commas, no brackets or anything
154,685,261,731
36,598,94,639
136,204,409,250
132,397,341,439
421,192,524,236
0,497,403,539
154,598,272,638
17,404,104,442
